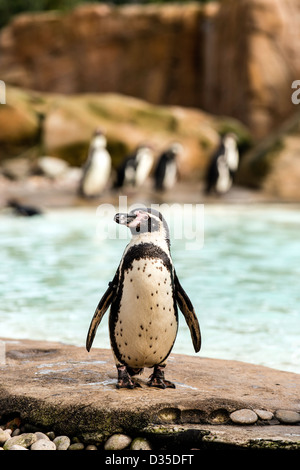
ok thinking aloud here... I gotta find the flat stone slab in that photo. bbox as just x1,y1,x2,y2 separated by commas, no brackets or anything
0,338,299,449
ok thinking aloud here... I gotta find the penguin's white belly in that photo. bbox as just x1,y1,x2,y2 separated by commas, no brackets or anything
114,258,177,368
124,166,135,186
164,163,177,189
135,155,153,186
216,159,231,193
82,153,111,195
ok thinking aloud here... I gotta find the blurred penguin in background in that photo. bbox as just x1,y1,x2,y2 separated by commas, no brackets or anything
153,143,183,191
7,199,43,217
205,133,239,195
115,145,154,188
79,128,111,198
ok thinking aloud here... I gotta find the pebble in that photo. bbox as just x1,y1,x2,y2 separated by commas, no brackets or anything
8,445,28,450
31,439,56,450
275,409,300,424
255,409,274,421
53,435,71,450
130,437,152,450
0,429,12,445
230,409,258,424
35,432,50,441
3,432,37,450
68,442,85,450
104,434,132,451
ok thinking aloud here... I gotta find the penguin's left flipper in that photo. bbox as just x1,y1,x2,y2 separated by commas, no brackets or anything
86,271,119,352
174,271,201,353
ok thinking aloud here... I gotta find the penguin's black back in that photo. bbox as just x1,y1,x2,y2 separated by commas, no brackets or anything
154,152,173,190
205,141,225,194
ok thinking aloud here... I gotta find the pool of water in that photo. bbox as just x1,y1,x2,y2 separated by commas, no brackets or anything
0,203,299,374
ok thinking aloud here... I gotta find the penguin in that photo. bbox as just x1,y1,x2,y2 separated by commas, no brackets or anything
115,145,153,188
7,199,42,217
225,133,239,178
153,143,182,191
86,207,201,389
79,128,111,198
205,133,239,195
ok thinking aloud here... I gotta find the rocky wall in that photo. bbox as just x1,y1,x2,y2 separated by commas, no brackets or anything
1,1,300,138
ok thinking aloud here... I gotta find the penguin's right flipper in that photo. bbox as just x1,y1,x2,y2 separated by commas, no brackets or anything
174,271,201,353
86,271,119,352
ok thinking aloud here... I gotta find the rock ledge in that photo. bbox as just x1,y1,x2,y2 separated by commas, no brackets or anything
0,338,299,450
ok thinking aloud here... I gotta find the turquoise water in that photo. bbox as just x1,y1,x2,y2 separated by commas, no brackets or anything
0,204,299,374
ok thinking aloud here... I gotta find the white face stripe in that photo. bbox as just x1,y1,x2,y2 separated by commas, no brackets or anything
128,210,149,228
128,212,170,254
119,218,171,272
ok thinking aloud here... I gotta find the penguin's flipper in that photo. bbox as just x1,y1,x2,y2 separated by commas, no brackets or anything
174,271,201,353
86,273,118,352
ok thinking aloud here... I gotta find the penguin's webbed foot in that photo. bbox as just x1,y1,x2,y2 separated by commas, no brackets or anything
147,365,175,389
116,366,141,389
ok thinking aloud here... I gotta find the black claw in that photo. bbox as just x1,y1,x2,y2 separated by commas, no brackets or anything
147,365,175,389
116,366,141,389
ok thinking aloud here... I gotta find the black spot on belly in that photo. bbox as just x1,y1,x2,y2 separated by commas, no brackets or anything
140,325,144,330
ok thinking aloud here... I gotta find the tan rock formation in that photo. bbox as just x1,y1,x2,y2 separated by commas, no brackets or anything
0,4,203,107
238,111,300,201
0,85,250,179
0,1,300,138
204,0,300,139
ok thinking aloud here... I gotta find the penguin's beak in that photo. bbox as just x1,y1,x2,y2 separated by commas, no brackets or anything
114,211,149,228
114,213,136,226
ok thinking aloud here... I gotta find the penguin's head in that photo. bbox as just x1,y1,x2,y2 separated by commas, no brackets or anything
168,143,183,158
114,208,170,244
223,133,237,145
92,127,107,148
